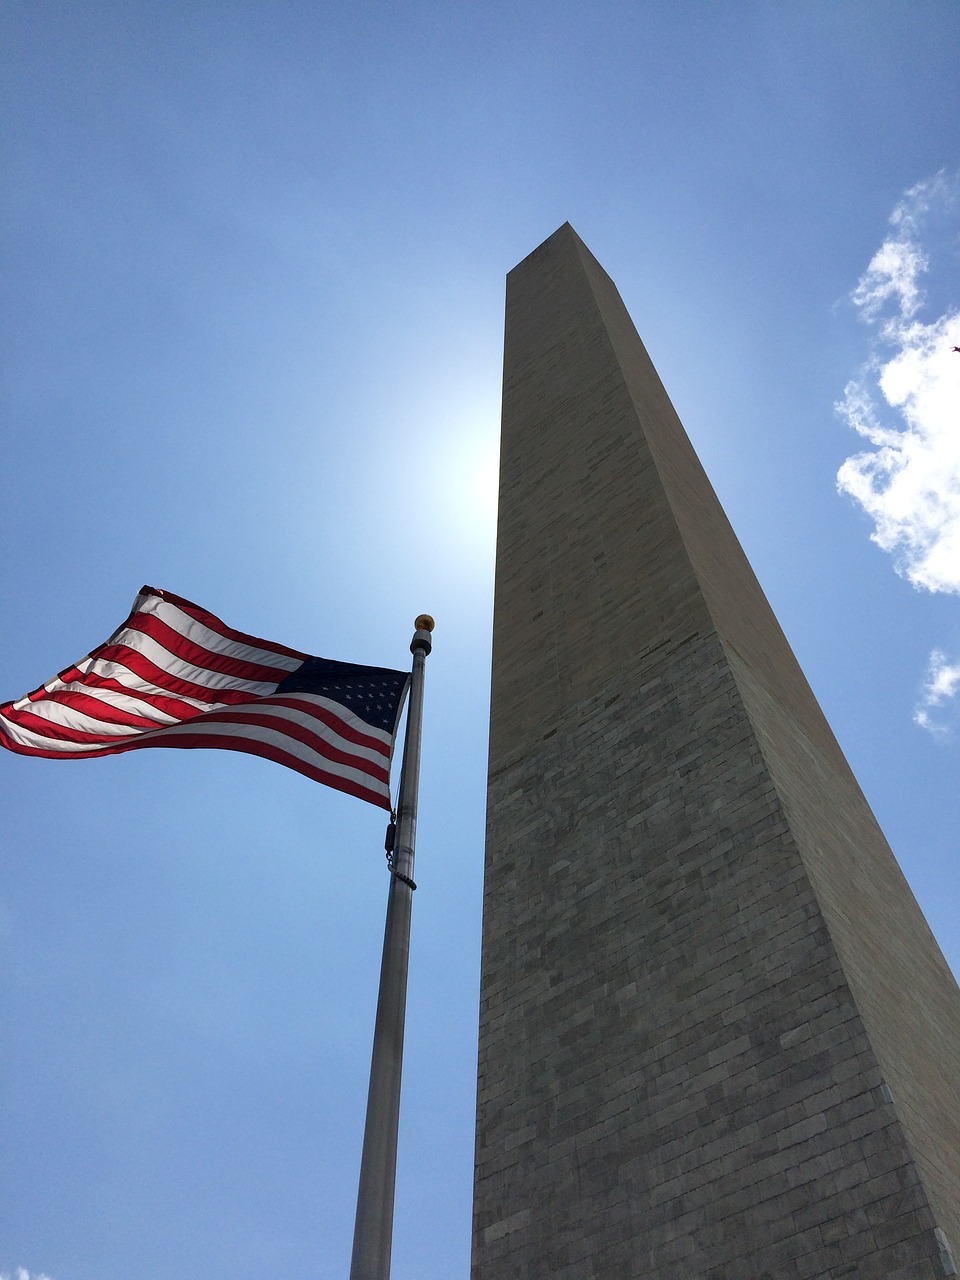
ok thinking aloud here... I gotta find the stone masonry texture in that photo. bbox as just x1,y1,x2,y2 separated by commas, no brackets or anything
472,224,960,1279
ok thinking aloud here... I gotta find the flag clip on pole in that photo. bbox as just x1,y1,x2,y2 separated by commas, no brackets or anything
350,615,434,1280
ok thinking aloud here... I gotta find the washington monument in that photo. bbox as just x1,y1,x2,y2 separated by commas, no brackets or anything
473,225,960,1278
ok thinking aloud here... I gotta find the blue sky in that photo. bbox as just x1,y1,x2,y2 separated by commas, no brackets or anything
2,4,958,1278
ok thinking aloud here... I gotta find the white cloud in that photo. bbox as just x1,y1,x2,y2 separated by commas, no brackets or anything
837,171,960,595
851,236,928,324
0,1271,55,1280
915,649,960,738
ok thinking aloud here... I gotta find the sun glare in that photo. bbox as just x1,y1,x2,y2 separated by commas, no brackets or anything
426,409,500,551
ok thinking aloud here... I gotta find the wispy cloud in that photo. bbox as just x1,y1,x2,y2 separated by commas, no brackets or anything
837,170,960,596
838,173,960,738
915,649,960,738
0,1270,55,1280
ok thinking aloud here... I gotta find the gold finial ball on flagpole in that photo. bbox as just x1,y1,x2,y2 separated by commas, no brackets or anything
414,614,435,633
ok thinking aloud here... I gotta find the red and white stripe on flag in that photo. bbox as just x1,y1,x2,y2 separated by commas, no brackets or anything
0,586,409,810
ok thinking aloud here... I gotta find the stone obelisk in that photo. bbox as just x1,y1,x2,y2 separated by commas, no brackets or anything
473,224,960,1278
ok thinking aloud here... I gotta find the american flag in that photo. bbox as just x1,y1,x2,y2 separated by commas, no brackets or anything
0,586,409,809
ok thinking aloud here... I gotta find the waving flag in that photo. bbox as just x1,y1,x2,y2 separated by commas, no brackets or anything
0,587,408,809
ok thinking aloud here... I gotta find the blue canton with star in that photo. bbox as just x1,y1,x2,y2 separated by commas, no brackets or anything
275,659,409,734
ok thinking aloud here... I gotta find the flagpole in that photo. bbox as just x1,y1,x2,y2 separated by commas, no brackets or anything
350,614,434,1280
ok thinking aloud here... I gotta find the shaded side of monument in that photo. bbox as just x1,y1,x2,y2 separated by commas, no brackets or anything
473,224,960,1279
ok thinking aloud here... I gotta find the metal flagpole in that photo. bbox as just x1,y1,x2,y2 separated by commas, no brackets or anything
350,614,434,1280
